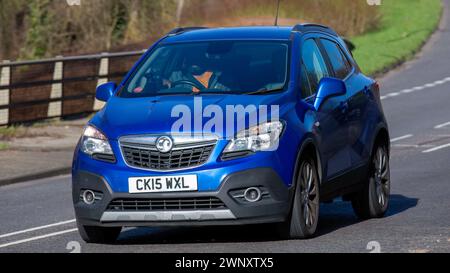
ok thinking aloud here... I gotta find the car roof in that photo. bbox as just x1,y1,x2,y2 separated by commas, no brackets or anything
162,26,295,43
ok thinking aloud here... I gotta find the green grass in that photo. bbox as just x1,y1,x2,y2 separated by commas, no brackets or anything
0,125,32,140
353,0,442,76
0,126,22,140
0,142,8,150
0,120,57,139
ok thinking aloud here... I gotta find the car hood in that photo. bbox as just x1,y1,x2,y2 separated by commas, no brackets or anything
92,94,293,140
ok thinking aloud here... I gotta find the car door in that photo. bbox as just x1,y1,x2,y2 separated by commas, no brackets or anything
319,38,370,168
300,38,352,181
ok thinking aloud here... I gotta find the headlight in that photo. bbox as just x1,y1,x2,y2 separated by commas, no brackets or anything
223,121,284,153
80,125,113,156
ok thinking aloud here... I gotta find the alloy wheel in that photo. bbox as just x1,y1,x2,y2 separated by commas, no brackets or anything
373,147,390,207
300,162,319,228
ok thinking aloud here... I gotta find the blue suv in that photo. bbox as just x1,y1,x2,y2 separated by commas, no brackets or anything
72,25,390,243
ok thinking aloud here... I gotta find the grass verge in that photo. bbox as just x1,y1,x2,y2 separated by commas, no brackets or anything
0,126,23,140
0,142,9,151
353,0,442,76
0,119,61,140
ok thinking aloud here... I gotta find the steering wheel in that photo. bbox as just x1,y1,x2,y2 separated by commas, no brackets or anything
171,79,206,91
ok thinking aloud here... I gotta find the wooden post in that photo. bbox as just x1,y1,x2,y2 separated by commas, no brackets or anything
47,56,64,118
93,53,109,111
176,0,185,26
0,60,10,125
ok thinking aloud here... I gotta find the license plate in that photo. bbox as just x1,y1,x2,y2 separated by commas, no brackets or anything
128,175,198,193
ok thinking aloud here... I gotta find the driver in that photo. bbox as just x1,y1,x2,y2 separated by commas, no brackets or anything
163,61,230,92
163,65,207,92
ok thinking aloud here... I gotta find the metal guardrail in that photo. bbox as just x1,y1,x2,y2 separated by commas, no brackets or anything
0,50,146,126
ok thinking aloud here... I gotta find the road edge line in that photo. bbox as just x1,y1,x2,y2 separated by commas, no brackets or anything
0,219,76,239
0,228,78,249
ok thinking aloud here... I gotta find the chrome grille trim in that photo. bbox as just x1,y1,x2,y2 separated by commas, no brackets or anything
119,134,218,171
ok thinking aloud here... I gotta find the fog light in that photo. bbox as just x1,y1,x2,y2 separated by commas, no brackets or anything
244,187,262,202
82,190,96,205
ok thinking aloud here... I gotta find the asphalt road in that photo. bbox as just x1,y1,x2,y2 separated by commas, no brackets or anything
1,3,450,253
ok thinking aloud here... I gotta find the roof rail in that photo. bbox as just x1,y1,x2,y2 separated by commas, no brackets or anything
292,23,338,36
167,27,209,36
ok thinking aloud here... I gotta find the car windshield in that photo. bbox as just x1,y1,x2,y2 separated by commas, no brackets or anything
119,41,289,97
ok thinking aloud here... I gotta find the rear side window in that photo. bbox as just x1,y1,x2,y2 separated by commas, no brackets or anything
301,39,330,96
320,39,352,79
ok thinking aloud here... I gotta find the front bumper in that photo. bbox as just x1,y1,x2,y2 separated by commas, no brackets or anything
73,168,293,227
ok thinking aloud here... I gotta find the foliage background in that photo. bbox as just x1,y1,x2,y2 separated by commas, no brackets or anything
0,0,380,60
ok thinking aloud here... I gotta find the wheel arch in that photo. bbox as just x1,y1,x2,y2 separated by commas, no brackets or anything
371,125,390,157
292,136,323,188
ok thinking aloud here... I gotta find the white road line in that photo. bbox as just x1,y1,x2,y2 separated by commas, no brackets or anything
434,121,450,129
0,228,78,249
392,144,434,148
0,219,75,239
381,76,450,100
390,134,413,143
422,143,450,153
385,92,400,98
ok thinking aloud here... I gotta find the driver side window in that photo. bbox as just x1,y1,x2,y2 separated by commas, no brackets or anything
301,39,330,97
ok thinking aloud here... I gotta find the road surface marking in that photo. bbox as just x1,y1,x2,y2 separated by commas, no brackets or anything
392,144,434,148
0,219,75,239
390,134,413,143
434,121,450,129
0,228,78,249
381,76,450,100
422,143,450,153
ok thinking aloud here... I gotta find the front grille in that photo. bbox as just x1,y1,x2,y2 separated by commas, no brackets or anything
121,142,215,170
107,197,226,211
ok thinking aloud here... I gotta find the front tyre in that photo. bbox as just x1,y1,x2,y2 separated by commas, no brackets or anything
279,155,320,239
351,144,391,219
77,222,121,244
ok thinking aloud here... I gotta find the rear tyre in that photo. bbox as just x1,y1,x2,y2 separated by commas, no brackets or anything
77,222,121,244
279,155,320,239
351,143,390,219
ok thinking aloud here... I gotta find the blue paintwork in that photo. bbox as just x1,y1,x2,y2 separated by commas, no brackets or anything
73,26,388,194
95,82,117,102
314,77,347,110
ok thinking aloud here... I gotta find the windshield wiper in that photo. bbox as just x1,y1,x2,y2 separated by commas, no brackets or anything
191,89,242,95
246,87,284,95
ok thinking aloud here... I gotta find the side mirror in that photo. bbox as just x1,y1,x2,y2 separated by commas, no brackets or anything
314,77,346,110
96,82,117,102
